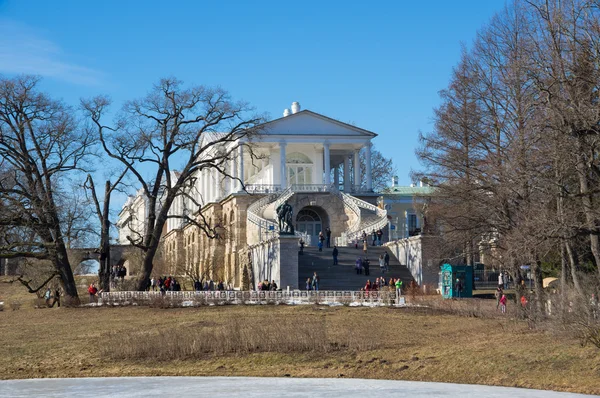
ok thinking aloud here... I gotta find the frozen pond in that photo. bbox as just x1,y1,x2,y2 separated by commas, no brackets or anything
0,377,595,397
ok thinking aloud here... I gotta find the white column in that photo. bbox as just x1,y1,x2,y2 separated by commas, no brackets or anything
323,142,331,186
280,142,287,189
214,168,222,201
238,145,245,192
343,155,350,192
209,169,215,203
229,156,237,194
334,166,340,190
203,169,208,205
353,149,361,190
365,144,372,191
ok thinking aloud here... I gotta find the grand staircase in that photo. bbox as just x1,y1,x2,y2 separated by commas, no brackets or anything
245,185,413,290
297,245,413,290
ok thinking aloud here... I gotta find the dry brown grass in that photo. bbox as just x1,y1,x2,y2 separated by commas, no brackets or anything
107,316,376,361
1,279,599,394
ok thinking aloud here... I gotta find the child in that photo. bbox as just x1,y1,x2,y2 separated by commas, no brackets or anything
500,294,507,314
317,240,323,252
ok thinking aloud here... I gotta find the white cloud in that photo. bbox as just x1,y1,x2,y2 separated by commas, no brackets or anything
0,19,104,86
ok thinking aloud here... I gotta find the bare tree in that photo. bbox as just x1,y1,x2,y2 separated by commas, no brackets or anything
0,75,95,303
82,78,265,290
84,170,126,292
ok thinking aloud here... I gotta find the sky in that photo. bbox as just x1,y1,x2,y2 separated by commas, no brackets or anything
0,0,506,189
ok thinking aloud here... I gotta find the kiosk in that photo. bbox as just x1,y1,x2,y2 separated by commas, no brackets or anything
440,264,473,299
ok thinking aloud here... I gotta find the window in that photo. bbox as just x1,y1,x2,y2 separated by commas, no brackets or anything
286,152,313,185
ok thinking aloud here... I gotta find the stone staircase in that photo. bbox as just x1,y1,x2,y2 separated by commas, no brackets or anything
297,245,413,291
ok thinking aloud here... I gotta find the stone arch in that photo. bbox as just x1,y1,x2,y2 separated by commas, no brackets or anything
295,205,330,245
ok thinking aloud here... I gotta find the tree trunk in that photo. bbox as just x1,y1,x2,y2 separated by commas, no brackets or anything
137,243,158,291
560,241,569,318
565,240,583,296
55,244,79,305
98,181,112,292
576,148,600,277
533,257,545,316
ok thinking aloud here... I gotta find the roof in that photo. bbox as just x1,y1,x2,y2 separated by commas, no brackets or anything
259,109,377,137
382,186,435,196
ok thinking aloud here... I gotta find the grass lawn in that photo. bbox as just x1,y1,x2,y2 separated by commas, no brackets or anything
1,278,599,394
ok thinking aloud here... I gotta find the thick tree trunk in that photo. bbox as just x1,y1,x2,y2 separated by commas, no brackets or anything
137,243,158,291
55,244,79,305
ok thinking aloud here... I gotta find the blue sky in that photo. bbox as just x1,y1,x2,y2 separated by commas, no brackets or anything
0,0,505,187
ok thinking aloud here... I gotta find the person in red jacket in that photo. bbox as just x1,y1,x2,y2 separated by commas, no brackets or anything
88,283,98,304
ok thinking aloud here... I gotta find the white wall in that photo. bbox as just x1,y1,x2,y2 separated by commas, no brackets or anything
385,236,439,286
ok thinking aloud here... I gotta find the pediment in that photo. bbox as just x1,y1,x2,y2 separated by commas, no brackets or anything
261,110,377,137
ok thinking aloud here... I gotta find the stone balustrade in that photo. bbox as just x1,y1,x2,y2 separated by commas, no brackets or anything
99,290,405,307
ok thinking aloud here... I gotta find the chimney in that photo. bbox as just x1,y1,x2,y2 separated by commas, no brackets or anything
283,109,291,117
391,176,399,187
291,101,301,114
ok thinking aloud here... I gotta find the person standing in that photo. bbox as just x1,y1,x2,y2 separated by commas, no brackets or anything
306,277,311,291
371,229,377,246
299,238,305,255
495,287,503,309
318,231,325,250
88,283,98,304
500,294,507,313
498,272,504,289
379,254,385,273
332,246,339,265
355,257,363,275
395,278,403,296
44,287,52,307
363,239,368,254
312,272,319,291
455,278,463,298
53,287,61,308
326,227,332,248
384,252,390,272
376,229,383,246
364,257,370,276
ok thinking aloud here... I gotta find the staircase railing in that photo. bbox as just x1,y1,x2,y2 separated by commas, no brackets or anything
344,195,388,242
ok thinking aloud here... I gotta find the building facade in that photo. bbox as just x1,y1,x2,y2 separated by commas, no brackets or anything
117,103,390,288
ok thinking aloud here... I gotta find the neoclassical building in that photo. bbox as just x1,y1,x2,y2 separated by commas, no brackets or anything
117,103,389,288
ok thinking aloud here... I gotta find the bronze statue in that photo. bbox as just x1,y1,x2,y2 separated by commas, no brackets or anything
276,201,294,234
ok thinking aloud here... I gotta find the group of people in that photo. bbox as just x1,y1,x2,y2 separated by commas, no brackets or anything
316,227,332,251
43,286,61,307
257,280,279,291
193,279,229,291
150,276,182,292
362,277,403,292
305,272,319,290
355,229,384,249
354,253,390,275
111,265,127,281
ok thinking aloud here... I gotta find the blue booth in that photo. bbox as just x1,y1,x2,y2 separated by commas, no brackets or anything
440,264,473,299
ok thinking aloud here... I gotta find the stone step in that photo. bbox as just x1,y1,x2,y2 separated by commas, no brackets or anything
297,246,413,291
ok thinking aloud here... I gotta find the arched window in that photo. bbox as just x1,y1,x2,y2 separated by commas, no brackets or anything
230,210,235,224
286,152,312,164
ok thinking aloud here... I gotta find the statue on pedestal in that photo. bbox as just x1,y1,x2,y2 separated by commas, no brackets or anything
276,201,295,235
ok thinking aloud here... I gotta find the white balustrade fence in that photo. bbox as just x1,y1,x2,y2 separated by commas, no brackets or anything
99,290,405,307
